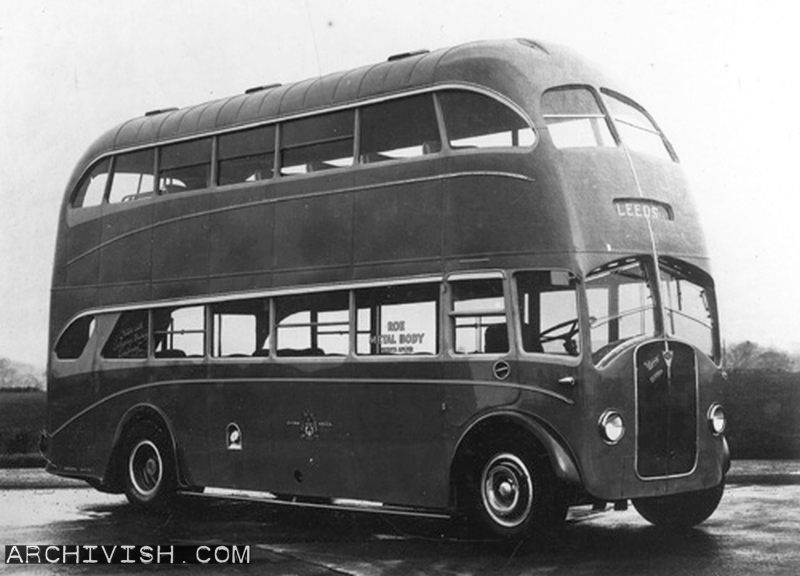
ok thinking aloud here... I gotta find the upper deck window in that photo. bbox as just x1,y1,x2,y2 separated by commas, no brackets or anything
439,91,535,148
218,125,275,185
360,94,441,163
280,110,354,176
72,159,111,208
601,90,674,161
159,138,212,193
107,149,156,204
541,87,615,149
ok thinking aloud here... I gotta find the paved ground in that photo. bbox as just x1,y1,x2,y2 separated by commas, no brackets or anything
1,461,799,575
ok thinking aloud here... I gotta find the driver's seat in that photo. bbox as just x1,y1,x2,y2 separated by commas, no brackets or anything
522,325,544,353
484,324,509,353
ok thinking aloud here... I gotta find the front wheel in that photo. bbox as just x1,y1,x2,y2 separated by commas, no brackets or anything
633,482,724,528
121,420,177,510
463,443,565,539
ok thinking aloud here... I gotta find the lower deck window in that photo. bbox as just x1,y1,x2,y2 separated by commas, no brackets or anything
153,306,205,358
451,278,508,354
55,315,96,359
356,284,439,356
211,299,270,357
516,271,580,356
275,292,349,357
102,311,148,359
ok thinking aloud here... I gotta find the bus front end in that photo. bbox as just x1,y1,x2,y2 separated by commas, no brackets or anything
576,255,729,527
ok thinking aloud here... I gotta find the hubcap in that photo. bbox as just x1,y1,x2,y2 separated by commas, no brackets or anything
129,440,162,498
481,453,534,528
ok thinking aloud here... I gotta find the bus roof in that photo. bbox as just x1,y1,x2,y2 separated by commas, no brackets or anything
67,39,612,187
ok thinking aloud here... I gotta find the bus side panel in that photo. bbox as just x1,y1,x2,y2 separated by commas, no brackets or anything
91,370,210,489
343,361,449,507
353,179,443,266
443,171,570,259
46,372,101,475
63,212,102,289
99,202,153,286
213,360,450,508
151,194,210,288
273,174,356,277
208,186,274,290
203,378,277,491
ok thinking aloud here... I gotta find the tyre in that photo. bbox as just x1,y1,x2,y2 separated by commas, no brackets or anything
121,420,177,510
633,482,724,528
462,441,566,539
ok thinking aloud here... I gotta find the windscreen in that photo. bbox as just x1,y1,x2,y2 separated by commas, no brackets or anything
587,258,657,363
587,257,718,363
659,258,717,359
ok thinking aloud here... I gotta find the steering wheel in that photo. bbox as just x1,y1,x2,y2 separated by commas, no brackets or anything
538,318,579,355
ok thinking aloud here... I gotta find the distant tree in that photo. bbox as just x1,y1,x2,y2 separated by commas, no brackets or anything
0,357,45,389
725,341,759,370
725,341,795,372
0,357,16,387
753,349,795,372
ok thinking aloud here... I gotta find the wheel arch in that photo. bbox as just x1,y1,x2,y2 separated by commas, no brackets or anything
449,410,582,508
102,403,185,492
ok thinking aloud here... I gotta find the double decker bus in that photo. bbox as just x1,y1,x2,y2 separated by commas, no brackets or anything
44,38,729,539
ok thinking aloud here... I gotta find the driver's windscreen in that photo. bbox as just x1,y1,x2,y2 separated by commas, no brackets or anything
659,258,716,360
516,271,579,356
587,258,656,363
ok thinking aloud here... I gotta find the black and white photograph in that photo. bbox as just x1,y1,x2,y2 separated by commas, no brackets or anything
1,1,799,573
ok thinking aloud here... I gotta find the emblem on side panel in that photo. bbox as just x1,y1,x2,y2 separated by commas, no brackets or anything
286,411,332,440
300,411,319,440
226,423,242,451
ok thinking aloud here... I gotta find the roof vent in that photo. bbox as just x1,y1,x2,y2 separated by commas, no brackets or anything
516,39,549,54
387,49,429,62
144,107,178,117
244,83,282,95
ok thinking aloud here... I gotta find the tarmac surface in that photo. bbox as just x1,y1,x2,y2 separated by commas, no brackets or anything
1,460,799,574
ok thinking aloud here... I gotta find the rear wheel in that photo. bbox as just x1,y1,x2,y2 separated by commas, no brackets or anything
462,441,565,539
633,482,724,528
121,420,177,510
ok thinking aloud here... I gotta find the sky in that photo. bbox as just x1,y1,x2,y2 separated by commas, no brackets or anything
0,0,798,368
